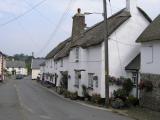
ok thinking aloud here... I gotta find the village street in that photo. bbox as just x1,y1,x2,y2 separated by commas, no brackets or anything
0,77,133,120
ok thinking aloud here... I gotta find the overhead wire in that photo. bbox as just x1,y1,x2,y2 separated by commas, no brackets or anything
0,0,48,28
16,19,38,49
36,0,77,56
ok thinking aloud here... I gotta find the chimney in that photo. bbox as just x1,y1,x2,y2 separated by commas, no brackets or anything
126,0,137,13
72,8,86,40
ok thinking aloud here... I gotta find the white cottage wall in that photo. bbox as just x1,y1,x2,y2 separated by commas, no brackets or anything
141,41,160,74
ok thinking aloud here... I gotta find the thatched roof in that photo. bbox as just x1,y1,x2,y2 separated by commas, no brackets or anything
125,54,140,71
54,9,130,60
136,14,160,43
45,38,71,59
31,59,45,69
70,9,131,48
47,8,151,60
54,41,72,60
6,60,26,68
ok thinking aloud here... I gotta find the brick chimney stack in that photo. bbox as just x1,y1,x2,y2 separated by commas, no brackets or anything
72,8,86,40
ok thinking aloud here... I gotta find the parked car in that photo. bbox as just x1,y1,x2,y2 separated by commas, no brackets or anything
16,74,23,80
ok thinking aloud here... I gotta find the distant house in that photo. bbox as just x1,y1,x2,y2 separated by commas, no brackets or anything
0,52,6,81
39,62,45,81
31,58,45,80
6,60,27,75
136,14,160,111
43,0,151,98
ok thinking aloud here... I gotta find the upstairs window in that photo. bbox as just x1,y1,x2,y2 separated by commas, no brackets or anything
60,59,63,67
75,47,79,60
54,61,57,70
145,46,153,64
51,60,52,68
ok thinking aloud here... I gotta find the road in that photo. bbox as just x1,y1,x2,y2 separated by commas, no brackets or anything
0,77,133,120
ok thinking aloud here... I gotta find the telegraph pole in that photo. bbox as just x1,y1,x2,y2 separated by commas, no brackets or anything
2,54,4,81
103,0,109,107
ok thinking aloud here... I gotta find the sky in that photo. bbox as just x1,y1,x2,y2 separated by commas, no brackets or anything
0,0,160,57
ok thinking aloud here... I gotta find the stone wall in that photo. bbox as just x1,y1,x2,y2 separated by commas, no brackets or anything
140,73,160,111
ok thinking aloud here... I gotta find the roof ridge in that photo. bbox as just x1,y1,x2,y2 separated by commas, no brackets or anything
84,8,127,34
137,7,152,23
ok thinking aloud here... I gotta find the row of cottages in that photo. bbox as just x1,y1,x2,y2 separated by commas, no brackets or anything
41,0,152,98
136,15,160,111
0,51,6,81
6,60,27,76
31,58,45,80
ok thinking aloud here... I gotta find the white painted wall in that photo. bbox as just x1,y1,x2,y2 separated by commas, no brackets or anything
7,67,27,75
0,55,2,75
42,4,150,98
141,41,160,74
32,69,40,79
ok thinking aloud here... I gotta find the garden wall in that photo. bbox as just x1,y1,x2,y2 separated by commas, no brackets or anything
140,73,160,111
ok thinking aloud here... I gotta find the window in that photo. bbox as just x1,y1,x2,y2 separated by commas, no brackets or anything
54,61,57,70
88,73,94,88
51,60,52,68
132,72,138,85
75,71,81,88
75,47,79,60
60,59,63,67
93,76,98,87
145,46,153,64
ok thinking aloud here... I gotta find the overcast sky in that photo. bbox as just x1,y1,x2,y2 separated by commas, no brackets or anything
0,0,160,57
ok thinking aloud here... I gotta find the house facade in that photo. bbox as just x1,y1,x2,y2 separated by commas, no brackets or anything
42,0,151,98
136,15,160,111
0,52,6,81
6,60,27,76
31,58,45,80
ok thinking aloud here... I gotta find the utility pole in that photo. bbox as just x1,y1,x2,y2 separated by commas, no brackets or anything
2,54,4,81
103,0,109,107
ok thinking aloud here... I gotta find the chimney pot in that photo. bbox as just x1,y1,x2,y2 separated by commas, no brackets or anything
77,8,81,14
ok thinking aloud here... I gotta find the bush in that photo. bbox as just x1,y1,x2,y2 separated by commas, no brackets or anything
126,96,139,106
113,89,128,101
123,78,133,95
111,98,124,109
70,92,78,100
57,87,64,95
63,90,70,98
91,93,101,104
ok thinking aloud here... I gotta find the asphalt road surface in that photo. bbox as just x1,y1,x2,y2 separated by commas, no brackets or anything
0,77,133,120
